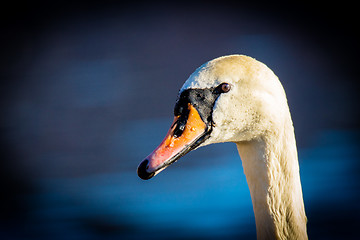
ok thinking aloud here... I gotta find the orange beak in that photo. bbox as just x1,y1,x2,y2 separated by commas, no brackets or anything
137,103,208,180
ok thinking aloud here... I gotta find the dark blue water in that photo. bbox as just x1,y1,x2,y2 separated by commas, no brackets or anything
1,3,359,240
4,126,358,240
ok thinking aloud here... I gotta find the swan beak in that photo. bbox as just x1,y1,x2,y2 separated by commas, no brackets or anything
137,104,208,180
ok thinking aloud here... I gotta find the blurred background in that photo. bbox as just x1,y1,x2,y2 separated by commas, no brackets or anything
1,1,359,239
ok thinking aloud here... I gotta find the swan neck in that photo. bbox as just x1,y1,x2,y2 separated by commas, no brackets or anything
236,126,307,240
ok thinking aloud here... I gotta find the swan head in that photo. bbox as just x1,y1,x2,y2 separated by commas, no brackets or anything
138,55,288,180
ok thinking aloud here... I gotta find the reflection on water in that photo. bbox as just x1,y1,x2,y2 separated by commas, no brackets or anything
10,121,359,240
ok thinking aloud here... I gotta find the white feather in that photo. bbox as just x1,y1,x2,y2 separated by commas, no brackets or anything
180,55,308,240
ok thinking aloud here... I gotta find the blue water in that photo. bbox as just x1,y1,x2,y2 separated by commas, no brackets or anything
1,6,358,239
5,121,358,240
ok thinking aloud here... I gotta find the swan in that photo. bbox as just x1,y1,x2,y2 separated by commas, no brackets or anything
137,55,308,240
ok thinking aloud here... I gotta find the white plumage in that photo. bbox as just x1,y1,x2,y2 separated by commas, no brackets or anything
181,55,308,239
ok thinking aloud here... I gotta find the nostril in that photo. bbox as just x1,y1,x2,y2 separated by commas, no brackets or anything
137,159,155,180
173,124,185,138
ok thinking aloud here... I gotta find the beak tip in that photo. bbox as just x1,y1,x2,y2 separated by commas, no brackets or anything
137,159,155,180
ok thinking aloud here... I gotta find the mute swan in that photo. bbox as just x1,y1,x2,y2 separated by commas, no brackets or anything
137,55,308,240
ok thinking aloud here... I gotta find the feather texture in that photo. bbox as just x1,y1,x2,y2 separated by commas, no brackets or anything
180,55,308,240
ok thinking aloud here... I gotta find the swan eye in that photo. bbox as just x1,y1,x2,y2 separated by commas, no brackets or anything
220,83,231,93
